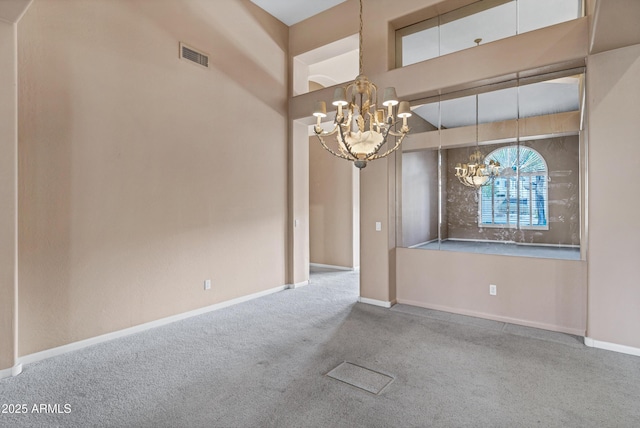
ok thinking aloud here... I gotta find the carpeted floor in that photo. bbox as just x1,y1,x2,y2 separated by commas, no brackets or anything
1,268,639,427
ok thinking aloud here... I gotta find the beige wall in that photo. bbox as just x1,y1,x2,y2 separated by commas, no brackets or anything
590,0,640,55
359,157,394,302
446,136,581,245
17,0,288,355
309,136,359,268
396,247,587,335
0,19,17,370
587,43,640,348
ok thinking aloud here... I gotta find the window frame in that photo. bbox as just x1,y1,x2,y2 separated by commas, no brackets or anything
478,146,549,231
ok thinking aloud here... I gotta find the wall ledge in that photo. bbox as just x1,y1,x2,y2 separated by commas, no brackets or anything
16,284,288,368
584,337,640,357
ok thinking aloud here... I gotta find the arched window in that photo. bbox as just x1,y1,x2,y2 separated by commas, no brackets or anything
479,146,548,229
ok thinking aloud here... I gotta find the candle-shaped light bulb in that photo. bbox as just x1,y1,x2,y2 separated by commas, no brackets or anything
397,101,412,127
332,88,347,119
313,101,327,128
382,87,398,120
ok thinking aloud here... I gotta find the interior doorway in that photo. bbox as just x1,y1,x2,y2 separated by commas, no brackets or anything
308,130,360,273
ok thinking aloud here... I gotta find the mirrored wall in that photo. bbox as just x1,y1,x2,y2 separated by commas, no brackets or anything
398,70,584,260
396,0,583,67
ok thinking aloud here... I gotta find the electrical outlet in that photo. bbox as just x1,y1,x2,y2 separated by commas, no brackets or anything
489,284,497,296
204,279,211,290
375,222,382,231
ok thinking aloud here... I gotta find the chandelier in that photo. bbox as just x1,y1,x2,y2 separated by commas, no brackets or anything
454,48,500,188
312,0,410,169
455,150,500,188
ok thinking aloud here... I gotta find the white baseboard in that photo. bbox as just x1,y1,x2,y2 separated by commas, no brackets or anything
358,297,395,308
396,298,585,337
0,363,22,380
310,263,356,271
584,337,640,357
12,363,22,376
17,284,288,367
287,280,309,289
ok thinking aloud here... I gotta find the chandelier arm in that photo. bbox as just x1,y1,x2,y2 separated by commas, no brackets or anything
336,121,361,161
366,120,409,160
315,135,355,161
315,124,340,137
368,132,408,160
386,129,409,137
371,127,390,156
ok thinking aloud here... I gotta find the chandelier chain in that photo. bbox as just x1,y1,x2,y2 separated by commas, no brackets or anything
452,40,500,189
476,91,479,148
359,0,363,75
311,0,410,169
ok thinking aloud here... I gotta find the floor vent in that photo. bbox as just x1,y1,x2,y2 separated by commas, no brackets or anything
180,42,209,68
326,362,394,395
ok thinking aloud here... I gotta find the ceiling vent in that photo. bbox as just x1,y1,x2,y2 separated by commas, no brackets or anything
180,42,209,68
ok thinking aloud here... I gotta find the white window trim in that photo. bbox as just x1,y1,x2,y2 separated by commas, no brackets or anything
478,147,550,231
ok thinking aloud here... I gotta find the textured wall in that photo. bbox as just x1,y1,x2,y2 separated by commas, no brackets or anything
17,0,288,355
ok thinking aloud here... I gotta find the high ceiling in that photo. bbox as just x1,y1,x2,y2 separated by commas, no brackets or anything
250,0,346,26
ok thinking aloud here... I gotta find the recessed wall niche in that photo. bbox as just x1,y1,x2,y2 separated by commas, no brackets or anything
398,72,584,260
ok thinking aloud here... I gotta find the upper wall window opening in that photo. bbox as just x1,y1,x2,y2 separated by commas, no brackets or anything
396,0,583,68
292,34,359,96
